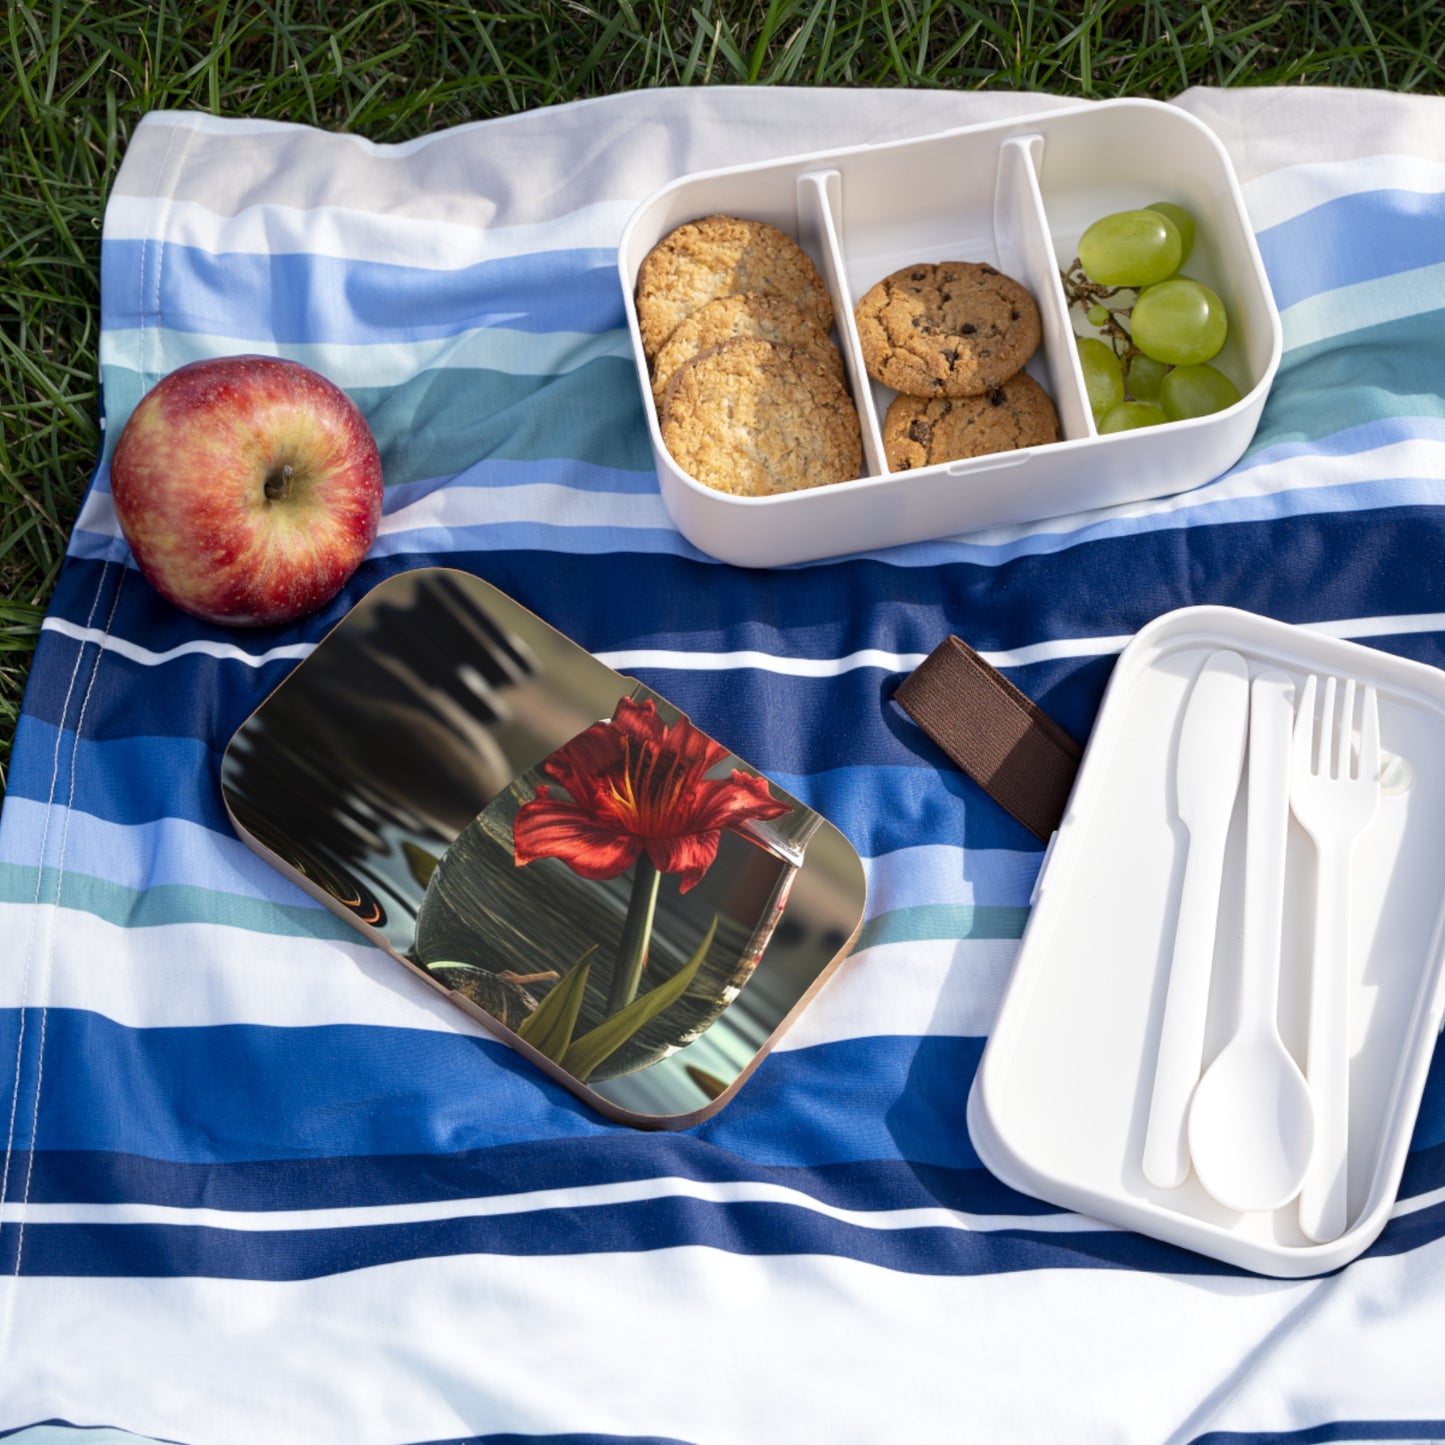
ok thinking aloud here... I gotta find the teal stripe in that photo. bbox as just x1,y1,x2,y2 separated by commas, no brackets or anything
1251,308,1445,456
0,861,356,941
855,903,1030,951
100,356,656,484
352,358,653,482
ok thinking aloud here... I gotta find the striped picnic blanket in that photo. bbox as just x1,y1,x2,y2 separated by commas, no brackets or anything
3,85,1444,1443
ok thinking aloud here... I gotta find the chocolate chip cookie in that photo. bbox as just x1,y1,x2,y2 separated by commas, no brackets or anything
660,336,861,497
636,216,835,361
854,262,1041,397
650,291,844,410
882,373,1059,471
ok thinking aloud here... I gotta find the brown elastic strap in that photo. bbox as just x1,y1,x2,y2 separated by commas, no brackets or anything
893,635,1083,842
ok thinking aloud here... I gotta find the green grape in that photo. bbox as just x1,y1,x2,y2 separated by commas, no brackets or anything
1077,209,1183,288
1146,202,1196,264
1086,304,1111,327
1130,277,1228,366
1077,337,1124,419
1125,353,1168,403
1160,363,1242,420
1098,401,1168,433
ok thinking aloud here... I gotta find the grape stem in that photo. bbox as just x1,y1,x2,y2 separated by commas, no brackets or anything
1061,258,1139,363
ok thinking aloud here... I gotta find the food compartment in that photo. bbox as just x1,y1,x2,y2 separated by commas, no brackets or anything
968,608,1445,1277
820,129,1090,472
1033,106,1279,442
617,99,1280,567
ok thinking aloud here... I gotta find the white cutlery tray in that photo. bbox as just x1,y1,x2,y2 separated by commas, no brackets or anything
967,606,1445,1276
617,99,1282,568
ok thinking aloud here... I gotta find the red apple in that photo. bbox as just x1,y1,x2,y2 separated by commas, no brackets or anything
110,354,384,627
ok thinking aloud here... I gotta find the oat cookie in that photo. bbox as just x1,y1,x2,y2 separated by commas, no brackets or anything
882,373,1059,471
660,336,861,497
636,216,835,360
854,261,1041,397
650,291,844,410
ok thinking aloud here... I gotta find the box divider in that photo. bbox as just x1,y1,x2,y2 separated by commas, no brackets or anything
993,135,1095,443
796,168,886,480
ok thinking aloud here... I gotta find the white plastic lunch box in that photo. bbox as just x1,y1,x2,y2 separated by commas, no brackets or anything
618,99,1282,568
968,607,1445,1277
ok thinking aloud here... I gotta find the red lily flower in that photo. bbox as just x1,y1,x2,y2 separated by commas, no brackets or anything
513,697,789,892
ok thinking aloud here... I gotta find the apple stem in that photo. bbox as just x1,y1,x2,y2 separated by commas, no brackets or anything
264,463,294,502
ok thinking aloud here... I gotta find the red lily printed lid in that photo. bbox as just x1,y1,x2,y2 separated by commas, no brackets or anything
221,568,867,1127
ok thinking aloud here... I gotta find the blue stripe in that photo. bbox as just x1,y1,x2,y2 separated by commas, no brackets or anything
0,1008,983,1171
100,241,625,345
0,799,323,903
12,1004,1437,1200
7,721,232,832
3,711,1048,857
1255,186,1445,311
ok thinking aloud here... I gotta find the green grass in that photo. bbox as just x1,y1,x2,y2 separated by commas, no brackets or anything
3,0,1443,792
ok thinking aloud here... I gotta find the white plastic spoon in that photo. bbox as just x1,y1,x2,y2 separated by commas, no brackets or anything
1188,668,1316,1213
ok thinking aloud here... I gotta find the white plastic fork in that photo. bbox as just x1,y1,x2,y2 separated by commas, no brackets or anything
1290,674,1381,1243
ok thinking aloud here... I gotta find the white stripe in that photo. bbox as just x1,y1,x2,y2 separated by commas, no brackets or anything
595,636,1129,675
38,616,314,669
1391,1180,1445,1218
12,1235,1445,1444
38,605,1445,680
860,842,1041,911
1241,153,1445,233
103,194,637,266
922,434,1445,554
773,937,1017,1050
0,904,488,1037
1280,258,1445,352
376,482,673,537
0,902,1010,1045
1236,153,1445,232
0,1175,1097,1237
99,323,633,389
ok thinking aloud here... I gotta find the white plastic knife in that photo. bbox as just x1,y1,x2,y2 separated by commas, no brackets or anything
1142,649,1251,1189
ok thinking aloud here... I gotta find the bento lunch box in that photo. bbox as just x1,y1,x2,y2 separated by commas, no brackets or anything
617,98,1282,568
968,607,1445,1277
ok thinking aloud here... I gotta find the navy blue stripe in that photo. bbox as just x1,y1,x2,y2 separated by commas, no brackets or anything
44,507,1445,697
100,241,625,343
1255,186,1445,311
1191,1422,1445,1445
16,1146,1053,1217
0,1426,686,1445
7,1192,1440,1286
420,1436,696,1445
0,1198,1239,1281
